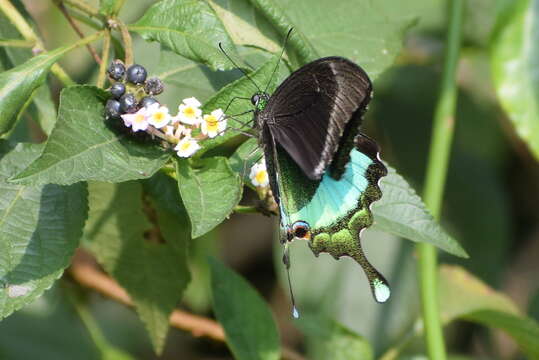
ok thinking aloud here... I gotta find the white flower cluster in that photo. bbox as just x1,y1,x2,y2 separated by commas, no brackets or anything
121,97,226,158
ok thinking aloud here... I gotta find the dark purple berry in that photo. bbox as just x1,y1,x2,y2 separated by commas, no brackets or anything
144,77,164,95
107,60,125,81
140,96,158,108
110,83,126,99
105,99,121,119
126,64,147,84
119,93,137,113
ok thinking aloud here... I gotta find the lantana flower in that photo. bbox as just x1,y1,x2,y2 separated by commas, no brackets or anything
175,136,201,158
201,109,226,138
250,160,269,187
176,97,202,125
147,103,171,129
121,107,148,132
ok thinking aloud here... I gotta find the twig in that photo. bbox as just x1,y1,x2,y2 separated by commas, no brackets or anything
0,0,75,86
57,2,101,65
69,250,304,360
97,29,110,88
70,250,226,341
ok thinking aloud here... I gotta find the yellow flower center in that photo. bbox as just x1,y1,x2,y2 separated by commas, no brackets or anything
255,170,268,185
153,112,165,122
184,107,195,117
134,114,145,123
205,115,218,132
180,141,192,151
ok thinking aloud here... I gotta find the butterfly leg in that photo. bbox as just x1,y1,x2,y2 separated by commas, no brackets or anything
216,110,257,137
222,96,251,117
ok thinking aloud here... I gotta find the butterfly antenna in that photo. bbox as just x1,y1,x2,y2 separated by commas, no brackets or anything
219,42,262,93
283,242,300,319
264,27,294,93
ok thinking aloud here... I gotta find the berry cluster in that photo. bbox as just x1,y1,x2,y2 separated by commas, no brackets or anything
103,59,229,159
105,60,164,121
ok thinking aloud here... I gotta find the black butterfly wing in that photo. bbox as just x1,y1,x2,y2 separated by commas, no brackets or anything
263,56,372,180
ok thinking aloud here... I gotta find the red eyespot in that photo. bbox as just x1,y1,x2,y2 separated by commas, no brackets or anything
291,221,311,240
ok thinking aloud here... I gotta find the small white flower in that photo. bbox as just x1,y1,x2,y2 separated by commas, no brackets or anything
175,136,201,158
147,103,171,129
201,109,226,138
249,159,269,187
121,108,148,132
176,97,202,125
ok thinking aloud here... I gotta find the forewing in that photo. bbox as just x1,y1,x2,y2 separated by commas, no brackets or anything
265,57,372,180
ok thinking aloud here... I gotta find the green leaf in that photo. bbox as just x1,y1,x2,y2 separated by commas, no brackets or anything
439,265,539,358
0,1,56,137
438,265,519,324
228,138,261,188
156,46,273,106
268,0,423,78
209,258,280,360
463,310,539,358
175,157,241,238
85,181,190,354
208,0,282,53
10,86,170,186
30,85,57,136
199,56,287,155
372,166,468,258
142,172,217,313
130,0,239,71
0,142,87,319
299,315,374,360
0,46,70,135
0,286,102,359
491,0,539,160
242,0,320,65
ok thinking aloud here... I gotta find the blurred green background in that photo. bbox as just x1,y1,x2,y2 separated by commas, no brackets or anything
1,0,538,359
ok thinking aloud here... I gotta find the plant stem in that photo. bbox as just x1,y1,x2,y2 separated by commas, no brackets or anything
0,0,76,86
57,2,102,64
418,0,463,359
69,10,104,30
112,0,126,15
234,205,259,214
66,290,111,354
0,38,34,47
62,0,99,18
117,19,133,66
97,29,110,88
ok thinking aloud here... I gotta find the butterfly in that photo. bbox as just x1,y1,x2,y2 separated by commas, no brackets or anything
249,56,390,310
219,37,390,316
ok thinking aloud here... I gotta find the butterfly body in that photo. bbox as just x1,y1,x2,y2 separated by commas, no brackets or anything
252,56,390,303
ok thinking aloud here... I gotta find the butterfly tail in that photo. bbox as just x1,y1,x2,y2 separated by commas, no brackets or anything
350,234,391,303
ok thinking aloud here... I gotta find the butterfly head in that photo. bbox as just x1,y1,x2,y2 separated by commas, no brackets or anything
251,92,270,112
